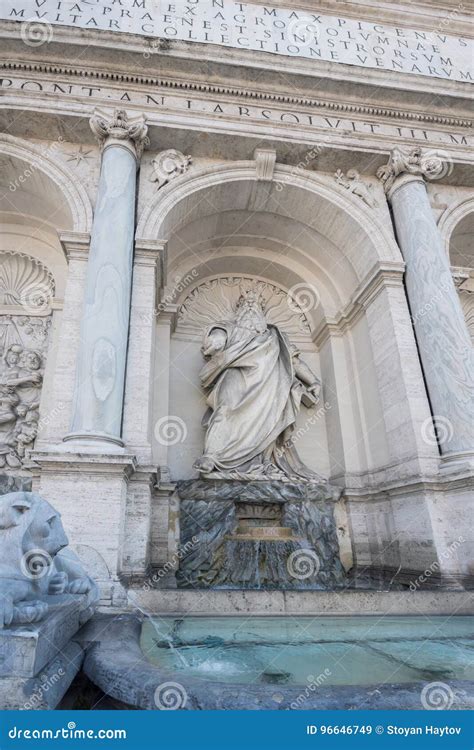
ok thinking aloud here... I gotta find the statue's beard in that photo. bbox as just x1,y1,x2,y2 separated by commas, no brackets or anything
235,301,267,333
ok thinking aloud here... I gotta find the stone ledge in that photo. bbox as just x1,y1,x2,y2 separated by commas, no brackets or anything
0,596,83,678
125,589,474,617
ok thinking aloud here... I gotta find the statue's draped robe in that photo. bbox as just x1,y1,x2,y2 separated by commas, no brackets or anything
199,322,322,481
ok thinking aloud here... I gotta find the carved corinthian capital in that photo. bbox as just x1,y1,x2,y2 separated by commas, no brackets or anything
377,147,445,195
90,108,149,160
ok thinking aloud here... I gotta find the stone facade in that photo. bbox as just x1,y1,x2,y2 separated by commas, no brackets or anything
0,0,472,607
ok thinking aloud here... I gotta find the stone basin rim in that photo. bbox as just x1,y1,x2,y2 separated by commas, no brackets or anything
81,614,474,711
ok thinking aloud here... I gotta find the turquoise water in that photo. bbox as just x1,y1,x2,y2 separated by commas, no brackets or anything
140,615,474,687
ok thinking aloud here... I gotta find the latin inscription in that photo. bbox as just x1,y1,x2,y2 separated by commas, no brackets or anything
3,0,472,82
0,76,470,149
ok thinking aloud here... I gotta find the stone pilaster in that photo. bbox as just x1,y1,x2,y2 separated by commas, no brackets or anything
121,240,166,463
36,232,90,446
65,109,149,449
378,148,474,468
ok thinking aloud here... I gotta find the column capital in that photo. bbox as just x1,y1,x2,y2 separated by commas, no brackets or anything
90,108,149,160
377,147,445,198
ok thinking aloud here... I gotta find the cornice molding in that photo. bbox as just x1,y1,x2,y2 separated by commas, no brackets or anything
313,261,406,348
1,61,471,130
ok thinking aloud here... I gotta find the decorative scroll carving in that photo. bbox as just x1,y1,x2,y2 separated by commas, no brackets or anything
150,149,192,189
0,253,52,469
334,169,378,208
177,277,313,340
377,147,445,193
90,108,149,159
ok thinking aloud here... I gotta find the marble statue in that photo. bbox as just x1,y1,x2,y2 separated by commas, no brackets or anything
0,491,98,628
194,285,324,483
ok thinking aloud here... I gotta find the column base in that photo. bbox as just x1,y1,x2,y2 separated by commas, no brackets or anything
439,449,474,476
63,431,125,452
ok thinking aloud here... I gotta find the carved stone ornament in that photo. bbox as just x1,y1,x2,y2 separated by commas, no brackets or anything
150,149,192,189
0,491,98,629
377,147,445,193
90,108,149,159
0,252,55,312
254,148,277,182
334,169,378,207
177,276,312,340
0,252,52,470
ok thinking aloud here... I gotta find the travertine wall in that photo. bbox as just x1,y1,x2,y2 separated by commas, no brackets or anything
0,0,472,597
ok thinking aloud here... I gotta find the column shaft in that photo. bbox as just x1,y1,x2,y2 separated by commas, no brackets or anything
378,149,474,461
66,110,148,447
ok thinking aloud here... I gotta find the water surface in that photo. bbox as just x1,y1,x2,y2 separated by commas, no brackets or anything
140,615,474,687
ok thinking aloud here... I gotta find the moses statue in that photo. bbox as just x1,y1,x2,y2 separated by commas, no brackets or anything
194,286,325,483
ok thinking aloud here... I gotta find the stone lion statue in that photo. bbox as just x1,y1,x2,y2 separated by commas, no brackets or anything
0,491,98,629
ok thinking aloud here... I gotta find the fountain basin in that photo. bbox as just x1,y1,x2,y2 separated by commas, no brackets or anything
82,613,474,710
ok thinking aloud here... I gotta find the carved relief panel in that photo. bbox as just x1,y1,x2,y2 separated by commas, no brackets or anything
0,252,54,469
175,276,313,343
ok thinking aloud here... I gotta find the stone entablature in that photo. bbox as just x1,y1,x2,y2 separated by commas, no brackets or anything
2,1,471,81
1,68,471,160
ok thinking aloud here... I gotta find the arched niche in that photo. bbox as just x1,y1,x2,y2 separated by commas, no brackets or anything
0,134,92,234
441,201,474,345
142,163,405,483
0,135,93,471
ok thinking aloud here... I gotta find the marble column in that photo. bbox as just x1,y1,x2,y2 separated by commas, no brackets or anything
65,110,149,448
378,147,474,465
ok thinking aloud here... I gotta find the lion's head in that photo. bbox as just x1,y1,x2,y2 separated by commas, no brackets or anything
0,492,68,581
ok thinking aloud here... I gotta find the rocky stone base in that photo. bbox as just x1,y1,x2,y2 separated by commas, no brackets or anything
176,479,346,589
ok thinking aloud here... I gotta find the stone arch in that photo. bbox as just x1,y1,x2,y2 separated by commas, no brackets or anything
438,196,474,267
143,161,420,484
137,161,400,279
0,133,93,233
